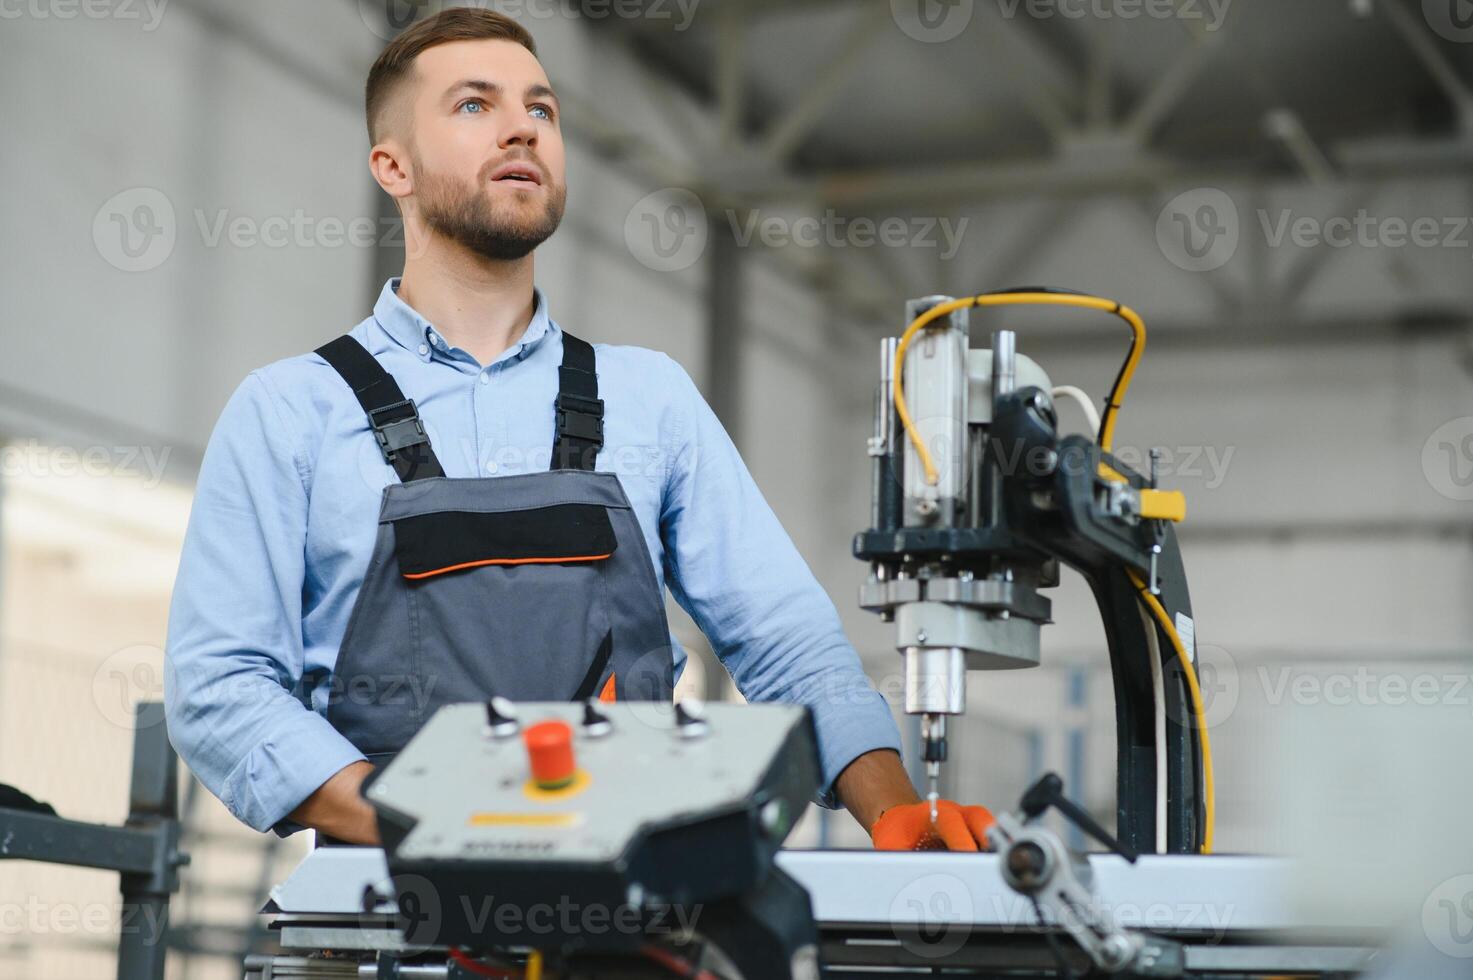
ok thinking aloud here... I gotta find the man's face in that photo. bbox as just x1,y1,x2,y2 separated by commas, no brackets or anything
399,39,567,261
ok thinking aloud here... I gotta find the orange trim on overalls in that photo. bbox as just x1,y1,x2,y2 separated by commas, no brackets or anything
401,552,614,580
598,673,617,703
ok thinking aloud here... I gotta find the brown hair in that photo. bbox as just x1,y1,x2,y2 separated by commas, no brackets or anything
365,7,537,145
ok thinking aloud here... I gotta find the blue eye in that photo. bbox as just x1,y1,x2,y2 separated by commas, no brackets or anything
459,100,483,114
530,104,553,121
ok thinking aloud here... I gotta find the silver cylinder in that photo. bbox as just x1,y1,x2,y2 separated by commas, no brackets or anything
991,329,1017,398
903,645,967,714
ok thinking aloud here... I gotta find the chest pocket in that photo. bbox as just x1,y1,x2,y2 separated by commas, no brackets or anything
393,503,618,578
391,503,620,705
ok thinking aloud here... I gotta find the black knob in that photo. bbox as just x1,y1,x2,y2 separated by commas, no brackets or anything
674,699,709,738
484,697,519,738
582,699,613,737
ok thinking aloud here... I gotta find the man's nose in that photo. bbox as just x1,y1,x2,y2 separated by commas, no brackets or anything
499,111,538,149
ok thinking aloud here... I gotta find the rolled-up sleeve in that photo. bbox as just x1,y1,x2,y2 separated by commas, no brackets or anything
164,371,365,835
656,355,902,808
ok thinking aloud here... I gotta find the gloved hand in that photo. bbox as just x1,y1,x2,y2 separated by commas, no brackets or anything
871,800,996,851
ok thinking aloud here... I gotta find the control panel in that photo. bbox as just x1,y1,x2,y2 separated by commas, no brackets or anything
365,698,819,952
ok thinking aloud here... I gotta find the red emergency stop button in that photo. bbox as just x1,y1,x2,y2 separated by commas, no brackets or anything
524,720,577,790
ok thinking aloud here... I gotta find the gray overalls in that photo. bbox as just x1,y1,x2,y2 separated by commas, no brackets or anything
313,330,676,767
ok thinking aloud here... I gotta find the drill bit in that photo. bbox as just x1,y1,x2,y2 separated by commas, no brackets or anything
921,713,947,826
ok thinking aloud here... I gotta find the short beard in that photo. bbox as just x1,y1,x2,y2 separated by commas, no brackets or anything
413,157,566,262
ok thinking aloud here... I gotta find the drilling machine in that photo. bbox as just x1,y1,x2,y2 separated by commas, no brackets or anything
855,290,1211,854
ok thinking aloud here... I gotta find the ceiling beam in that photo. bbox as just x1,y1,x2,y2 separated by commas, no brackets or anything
757,4,892,163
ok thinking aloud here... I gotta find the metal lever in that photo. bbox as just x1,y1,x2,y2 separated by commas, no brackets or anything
991,774,1181,976
1020,772,1138,863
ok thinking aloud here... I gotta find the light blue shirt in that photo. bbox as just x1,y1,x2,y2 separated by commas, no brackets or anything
164,278,902,835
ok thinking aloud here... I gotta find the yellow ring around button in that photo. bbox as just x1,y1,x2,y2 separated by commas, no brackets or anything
523,768,591,802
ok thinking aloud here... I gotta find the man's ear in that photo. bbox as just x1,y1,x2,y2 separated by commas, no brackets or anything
369,140,414,203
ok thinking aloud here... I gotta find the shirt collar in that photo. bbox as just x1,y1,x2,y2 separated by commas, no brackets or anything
372,277,556,366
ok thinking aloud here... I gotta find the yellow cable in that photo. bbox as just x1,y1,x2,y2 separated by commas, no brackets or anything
1129,570,1216,854
525,949,543,980
893,292,1146,485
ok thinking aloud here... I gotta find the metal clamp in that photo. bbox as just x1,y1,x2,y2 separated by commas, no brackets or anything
990,774,1183,977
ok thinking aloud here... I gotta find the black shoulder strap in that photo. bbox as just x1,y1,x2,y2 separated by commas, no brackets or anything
315,335,445,483
552,332,604,472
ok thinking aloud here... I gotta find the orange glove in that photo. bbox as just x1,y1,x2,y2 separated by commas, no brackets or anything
871,800,996,851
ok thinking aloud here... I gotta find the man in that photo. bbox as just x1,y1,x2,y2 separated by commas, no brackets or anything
163,8,992,851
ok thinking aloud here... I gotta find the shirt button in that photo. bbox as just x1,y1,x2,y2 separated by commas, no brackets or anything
418,344,429,355
479,374,489,385
485,461,499,474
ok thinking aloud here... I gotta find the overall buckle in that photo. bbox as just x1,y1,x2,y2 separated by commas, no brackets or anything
368,399,429,462
556,393,605,447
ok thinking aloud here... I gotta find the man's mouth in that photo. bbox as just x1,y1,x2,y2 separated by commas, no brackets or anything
488,162,543,186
